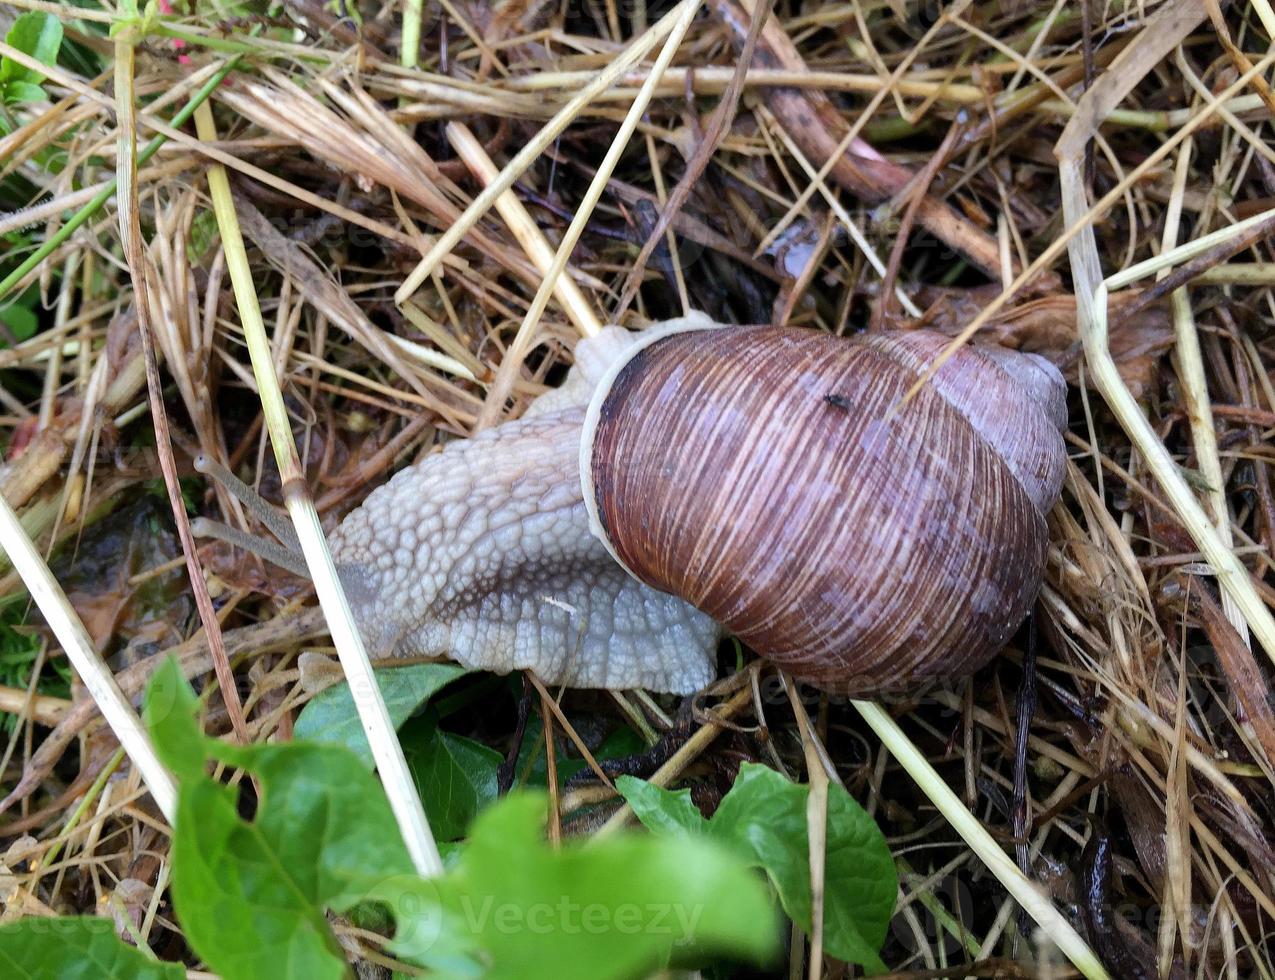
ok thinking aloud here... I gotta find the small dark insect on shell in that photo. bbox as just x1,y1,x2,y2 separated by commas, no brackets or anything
823,392,852,410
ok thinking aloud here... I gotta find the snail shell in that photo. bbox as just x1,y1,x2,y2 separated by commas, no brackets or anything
580,321,1067,691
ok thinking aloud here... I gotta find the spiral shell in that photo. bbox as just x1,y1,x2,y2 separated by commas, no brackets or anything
580,324,1067,692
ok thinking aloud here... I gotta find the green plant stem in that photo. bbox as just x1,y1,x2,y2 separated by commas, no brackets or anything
153,25,259,56
401,0,424,71
0,54,242,305
40,747,126,870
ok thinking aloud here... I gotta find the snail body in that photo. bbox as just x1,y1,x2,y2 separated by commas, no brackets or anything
327,325,720,693
328,316,1066,694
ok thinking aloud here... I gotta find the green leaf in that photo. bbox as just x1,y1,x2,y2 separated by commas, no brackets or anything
816,786,898,968
0,302,37,343
621,763,896,971
142,656,204,781
0,916,183,979
0,13,62,85
3,81,46,104
144,666,776,980
145,663,421,979
293,662,467,766
169,776,349,980
614,776,706,836
429,793,778,980
170,741,420,980
407,725,501,841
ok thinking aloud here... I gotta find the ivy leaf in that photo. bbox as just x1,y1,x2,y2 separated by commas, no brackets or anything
429,793,778,980
0,13,62,91
619,763,896,971
293,662,467,766
170,776,349,980
0,916,183,979
406,723,502,841
614,776,705,836
146,658,421,980
174,744,423,979
142,661,777,980
514,718,644,789
406,707,643,841
142,656,204,781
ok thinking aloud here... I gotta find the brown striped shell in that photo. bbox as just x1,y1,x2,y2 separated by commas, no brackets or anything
580,323,1067,692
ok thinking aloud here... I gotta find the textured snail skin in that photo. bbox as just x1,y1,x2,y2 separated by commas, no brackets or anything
583,325,1067,692
327,323,720,694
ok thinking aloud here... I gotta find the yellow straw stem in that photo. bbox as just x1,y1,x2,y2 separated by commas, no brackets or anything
447,122,602,339
394,0,703,304
0,494,177,822
472,0,701,428
852,700,1112,980
193,102,443,878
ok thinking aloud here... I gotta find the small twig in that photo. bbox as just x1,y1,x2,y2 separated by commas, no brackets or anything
613,0,773,319
400,0,424,71
38,746,125,871
113,38,250,750
706,0,1009,281
498,674,534,794
871,116,963,331
1080,0,1096,190
536,679,562,848
1203,0,1275,116
526,674,615,790
1059,192,1275,665
0,683,69,727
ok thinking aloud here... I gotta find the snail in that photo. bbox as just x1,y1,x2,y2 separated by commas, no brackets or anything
200,314,1067,695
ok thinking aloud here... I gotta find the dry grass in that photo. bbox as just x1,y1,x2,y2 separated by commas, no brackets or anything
0,0,1273,976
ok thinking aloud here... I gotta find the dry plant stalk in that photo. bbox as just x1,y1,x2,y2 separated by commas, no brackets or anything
112,34,251,752
0,494,176,822
396,0,704,301
1058,4,1275,669
192,101,443,877
448,122,602,339
473,0,700,429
